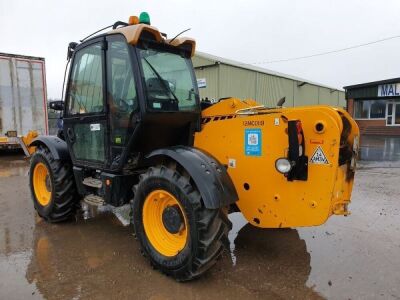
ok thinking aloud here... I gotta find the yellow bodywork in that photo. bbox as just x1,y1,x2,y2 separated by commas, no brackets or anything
0,130,38,156
109,24,196,57
194,98,359,228
21,130,39,156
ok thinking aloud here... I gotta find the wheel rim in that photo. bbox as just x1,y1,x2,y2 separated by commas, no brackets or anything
33,162,52,206
142,189,188,257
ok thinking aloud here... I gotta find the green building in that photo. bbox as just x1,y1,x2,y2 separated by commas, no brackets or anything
193,52,345,107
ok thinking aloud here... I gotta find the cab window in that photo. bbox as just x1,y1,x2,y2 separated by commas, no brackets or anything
108,40,137,112
138,47,198,112
67,44,104,115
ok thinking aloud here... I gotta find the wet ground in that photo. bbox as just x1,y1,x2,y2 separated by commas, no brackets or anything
360,135,400,161
0,139,399,300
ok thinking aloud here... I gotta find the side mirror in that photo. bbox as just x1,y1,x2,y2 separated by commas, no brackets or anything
49,101,64,111
67,42,78,60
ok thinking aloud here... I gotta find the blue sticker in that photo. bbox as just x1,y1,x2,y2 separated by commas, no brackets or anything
245,128,262,156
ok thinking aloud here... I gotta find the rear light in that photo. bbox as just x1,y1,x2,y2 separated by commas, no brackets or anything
286,120,308,181
296,121,302,133
296,121,303,145
296,121,304,155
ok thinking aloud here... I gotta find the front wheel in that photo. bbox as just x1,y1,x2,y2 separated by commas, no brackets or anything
29,146,78,222
132,164,231,281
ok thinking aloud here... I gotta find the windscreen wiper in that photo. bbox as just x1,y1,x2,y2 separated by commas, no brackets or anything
143,57,179,103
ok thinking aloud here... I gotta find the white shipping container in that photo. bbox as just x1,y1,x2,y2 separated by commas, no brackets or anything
0,53,48,148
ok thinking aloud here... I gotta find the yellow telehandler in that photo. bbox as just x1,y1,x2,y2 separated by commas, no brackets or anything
28,12,359,281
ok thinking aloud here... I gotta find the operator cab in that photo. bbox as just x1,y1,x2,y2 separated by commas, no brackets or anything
62,13,200,172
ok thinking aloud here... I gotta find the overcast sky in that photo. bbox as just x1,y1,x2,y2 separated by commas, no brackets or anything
1,0,400,99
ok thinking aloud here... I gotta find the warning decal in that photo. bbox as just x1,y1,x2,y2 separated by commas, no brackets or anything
310,146,329,165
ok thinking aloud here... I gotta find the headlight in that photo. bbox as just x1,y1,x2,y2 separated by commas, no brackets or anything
275,158,293,174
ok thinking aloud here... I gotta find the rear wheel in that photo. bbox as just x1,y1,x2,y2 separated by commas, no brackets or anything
29,146,78,222
132,164,231,281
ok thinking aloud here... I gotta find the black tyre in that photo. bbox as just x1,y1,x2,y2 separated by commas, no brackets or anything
29,146,78,222
132,164,232,281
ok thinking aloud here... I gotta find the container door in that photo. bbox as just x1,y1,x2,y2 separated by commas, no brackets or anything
63,40,107,167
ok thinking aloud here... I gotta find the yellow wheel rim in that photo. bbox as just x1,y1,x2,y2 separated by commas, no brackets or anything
33,162,52,206
142,189,188,257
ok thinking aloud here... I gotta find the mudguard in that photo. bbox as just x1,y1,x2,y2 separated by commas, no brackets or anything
30,136,70,161
147,146,238,209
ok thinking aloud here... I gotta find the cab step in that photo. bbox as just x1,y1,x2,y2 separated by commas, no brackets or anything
83,194,105,206
82,177,102,189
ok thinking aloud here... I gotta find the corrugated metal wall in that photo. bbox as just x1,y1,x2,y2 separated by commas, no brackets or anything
194,67,219,100
293,83,319,106
193,55,346,107
256,73,294,107
219,65,256,100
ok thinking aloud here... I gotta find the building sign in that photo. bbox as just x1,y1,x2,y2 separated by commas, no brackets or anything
197,78,207,88
378,83,400,97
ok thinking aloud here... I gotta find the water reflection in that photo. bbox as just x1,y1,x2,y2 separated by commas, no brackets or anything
0,152,29,177
26,215,131,300
230,223,320,299
360,136,400,161
0,151,319,298
25,212,321,299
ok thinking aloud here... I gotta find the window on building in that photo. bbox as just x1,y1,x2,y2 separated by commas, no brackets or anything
370,101,386,118
354,100,386,119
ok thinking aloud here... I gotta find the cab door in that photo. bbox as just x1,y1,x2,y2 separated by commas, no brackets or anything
105,34,140,169
63,38,108,168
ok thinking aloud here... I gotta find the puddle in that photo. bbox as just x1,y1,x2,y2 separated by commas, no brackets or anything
360,136,400,161
0,251,41,299
0,154,29,177
19,213,320,300
81,205,250,266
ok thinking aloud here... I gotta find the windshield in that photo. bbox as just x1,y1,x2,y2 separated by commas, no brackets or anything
138,47,199,112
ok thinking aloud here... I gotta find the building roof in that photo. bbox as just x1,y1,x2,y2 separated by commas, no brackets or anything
194,51,343,92
344,77,400,90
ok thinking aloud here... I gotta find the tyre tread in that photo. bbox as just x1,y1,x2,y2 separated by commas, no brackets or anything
30,146,78,223
132,163,232,281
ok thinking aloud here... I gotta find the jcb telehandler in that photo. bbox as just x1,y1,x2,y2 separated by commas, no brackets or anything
28,12,359,281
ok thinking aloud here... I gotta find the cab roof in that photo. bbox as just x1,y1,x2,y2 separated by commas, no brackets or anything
108,24,196,57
